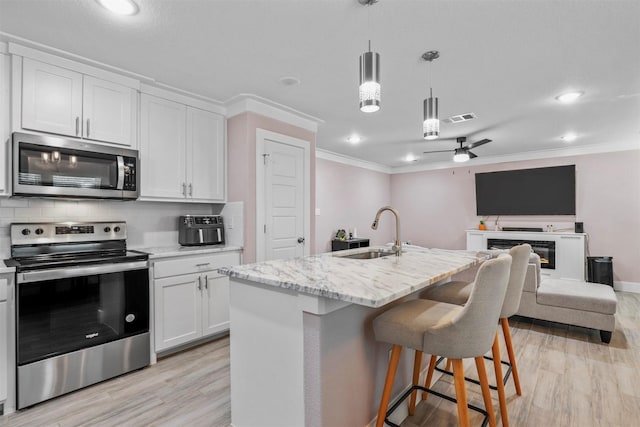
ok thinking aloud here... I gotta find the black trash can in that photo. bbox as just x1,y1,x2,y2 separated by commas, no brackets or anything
587,256,614,287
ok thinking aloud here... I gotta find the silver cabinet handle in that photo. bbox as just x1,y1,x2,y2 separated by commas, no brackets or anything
195,262,210,267
182,182,186,196
197,276,203,291
75,117,80,136
86,118,90,138
204,275,208,290
188,183,193,196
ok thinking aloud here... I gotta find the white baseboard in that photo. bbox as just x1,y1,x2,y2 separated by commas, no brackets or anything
614,281,640,294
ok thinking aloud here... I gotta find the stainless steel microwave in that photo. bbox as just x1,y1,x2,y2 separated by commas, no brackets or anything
12,132,139,200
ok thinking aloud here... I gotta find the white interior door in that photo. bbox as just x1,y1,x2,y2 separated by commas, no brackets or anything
257,130,310,262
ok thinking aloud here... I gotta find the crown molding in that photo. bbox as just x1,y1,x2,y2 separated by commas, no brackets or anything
390,140,640,174
225,94,323,133
316,149,391,174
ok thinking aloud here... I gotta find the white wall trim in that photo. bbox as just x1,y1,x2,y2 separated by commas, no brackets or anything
614,281,640,294
139,83,226,115
316,149,391,174
391,141,640,174
255,129,311,262
226,94,323,133
5,38,146,89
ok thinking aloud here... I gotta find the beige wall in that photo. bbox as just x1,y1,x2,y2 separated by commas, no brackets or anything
227,112,316,263
315,158,393,254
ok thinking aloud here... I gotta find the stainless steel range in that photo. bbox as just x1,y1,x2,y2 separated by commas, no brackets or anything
4,221,150,409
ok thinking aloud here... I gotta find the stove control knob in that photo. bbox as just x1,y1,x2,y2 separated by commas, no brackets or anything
35,228,44,235
104,227,111,233
114,226,121,233
21,228,31,236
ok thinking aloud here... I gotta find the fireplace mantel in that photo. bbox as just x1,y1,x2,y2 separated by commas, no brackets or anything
466,230,586,281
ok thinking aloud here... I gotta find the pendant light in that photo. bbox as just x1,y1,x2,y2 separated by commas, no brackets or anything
422,50,440,140
358,0,380,113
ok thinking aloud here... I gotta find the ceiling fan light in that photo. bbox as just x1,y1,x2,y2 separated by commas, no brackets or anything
453,148,470,163
423,96,439,139
359,51,381,113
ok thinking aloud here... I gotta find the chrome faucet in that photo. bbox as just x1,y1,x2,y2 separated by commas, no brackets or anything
371,206,402,256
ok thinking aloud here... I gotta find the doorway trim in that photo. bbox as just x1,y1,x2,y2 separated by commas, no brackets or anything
255,128,311,262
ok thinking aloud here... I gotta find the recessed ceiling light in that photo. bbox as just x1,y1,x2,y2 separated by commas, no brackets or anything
405,154,418,162
561,133,577,142
279,76,301,86
96,0,139,15
555,91,584,104
347,135,361,144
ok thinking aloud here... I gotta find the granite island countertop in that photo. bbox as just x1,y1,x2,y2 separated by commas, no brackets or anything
219,246,488,308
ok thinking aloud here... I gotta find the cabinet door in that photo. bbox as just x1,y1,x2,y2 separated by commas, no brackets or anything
140,94,187,200
557,235,586,281
82,76,135,146
201,273,230,337
187,107,225,201
22,58,83,137
0,54,9,195
466,231,485,251
0,278,7,404
154,273,202,352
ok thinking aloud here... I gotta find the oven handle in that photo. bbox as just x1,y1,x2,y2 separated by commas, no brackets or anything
17,261,149,284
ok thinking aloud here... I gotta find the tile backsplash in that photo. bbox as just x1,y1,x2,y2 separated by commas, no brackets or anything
0,198,223,254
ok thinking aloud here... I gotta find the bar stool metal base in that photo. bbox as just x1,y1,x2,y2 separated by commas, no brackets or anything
382,384,489,427
434,356,513,390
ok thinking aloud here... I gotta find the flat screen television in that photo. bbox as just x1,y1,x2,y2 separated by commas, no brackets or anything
475,165,576,215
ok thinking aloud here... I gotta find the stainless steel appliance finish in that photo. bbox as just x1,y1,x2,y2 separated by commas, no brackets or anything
12,132,139,200
6,221,150,409
179,215,225,246
17,333,150,409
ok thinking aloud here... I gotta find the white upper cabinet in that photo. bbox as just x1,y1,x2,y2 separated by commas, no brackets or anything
140,94,187,199
82,76,135,145
140,93,226,203
187,107,225,202
21,58,135,146
22,58,83,137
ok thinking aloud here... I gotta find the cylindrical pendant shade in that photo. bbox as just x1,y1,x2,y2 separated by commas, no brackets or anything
359,51,380,113
423,95,439,139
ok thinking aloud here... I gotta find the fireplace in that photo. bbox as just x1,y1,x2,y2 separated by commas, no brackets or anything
487,238,556,270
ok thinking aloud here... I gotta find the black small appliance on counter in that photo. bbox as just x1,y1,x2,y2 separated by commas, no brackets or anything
178,215,225,246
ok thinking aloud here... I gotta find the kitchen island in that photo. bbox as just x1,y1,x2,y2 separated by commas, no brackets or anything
220,247,487,427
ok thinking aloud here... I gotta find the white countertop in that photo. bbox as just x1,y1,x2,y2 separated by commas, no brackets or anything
0,262,15,274
133,244,243,260
220,246,487,308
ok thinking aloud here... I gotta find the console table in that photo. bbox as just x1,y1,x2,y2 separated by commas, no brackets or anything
466,230,586,281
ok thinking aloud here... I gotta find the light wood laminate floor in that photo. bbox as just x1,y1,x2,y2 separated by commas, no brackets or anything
2,292,639,427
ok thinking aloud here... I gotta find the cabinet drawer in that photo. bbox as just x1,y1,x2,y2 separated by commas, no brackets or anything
0,278,7,302
154,252,240,279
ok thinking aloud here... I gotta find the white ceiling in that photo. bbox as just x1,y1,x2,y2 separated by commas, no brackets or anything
1,0,639,168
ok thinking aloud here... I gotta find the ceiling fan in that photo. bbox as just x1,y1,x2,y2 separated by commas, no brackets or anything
423,137,492,162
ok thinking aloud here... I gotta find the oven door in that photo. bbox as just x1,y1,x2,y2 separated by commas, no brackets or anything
16,261,149,366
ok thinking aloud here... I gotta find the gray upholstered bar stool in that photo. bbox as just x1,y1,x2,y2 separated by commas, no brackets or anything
422,244,531,426
373,254,512,427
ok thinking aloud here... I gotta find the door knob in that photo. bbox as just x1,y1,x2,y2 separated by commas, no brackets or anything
297,237,305,244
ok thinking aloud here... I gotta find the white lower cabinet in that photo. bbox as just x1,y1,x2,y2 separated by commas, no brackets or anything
153,251,240,352
0,278,8,408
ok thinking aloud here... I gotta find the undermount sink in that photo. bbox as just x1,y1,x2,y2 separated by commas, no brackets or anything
335,248,396,259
